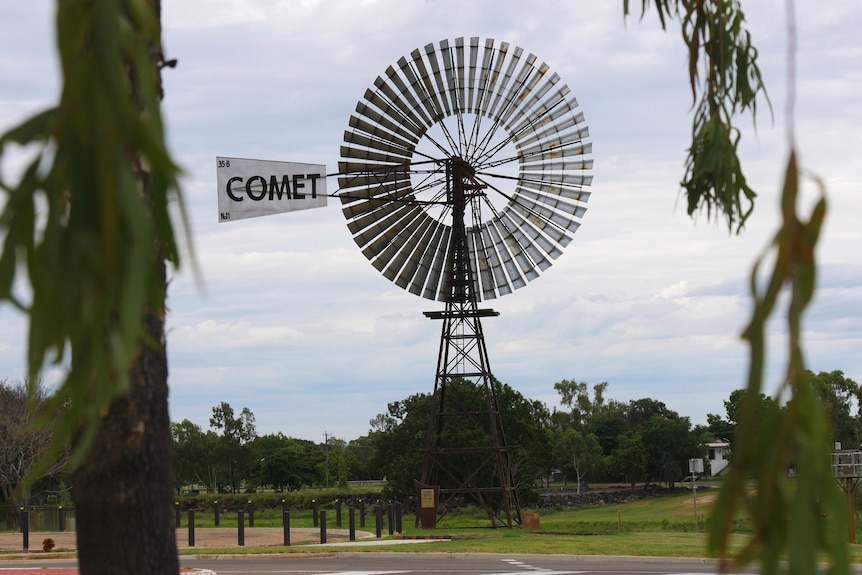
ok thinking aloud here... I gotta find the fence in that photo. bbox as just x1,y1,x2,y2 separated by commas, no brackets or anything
9,500,403,552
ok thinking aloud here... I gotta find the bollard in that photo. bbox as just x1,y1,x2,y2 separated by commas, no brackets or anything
214,500,220,527
387,502,394,535
335,499,342,527
374,504,382,538
282,510,291,546
319,510,327,544
394,501,402,533
188,510,195,547
20,508,29,552
238,511,245,546
58,506,65,532
247,500,254,528
175,501,181,528
349,506,356,541
359,499,365,527
312,500,319,527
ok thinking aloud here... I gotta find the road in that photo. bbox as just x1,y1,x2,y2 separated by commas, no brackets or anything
1,553,755,575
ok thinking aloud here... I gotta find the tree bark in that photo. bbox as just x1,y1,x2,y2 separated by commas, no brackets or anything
72,279,179,573
71,1,179,570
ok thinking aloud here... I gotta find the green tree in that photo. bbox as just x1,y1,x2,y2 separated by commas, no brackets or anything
497,382,553,493
705,412,734,441
368,392,433,501
369,378,550,505
808,370,861,450
553,380,603,431
254,433,322,491
640,415,698,488
609,431,648,490
170,419,220,494
625,398,678,429
551,428,603,493
706,388,779,448
209,403,257,493
346,435,380,481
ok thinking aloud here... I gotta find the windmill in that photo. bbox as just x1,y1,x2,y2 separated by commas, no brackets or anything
336,37,593,527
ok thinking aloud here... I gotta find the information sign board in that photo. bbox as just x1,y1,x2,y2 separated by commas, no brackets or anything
216,156,327,222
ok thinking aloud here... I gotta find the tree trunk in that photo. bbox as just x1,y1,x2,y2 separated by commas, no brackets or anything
72,280,179,573
71,1,179,571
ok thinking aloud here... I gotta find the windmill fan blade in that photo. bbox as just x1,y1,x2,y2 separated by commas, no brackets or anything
337,37,593,302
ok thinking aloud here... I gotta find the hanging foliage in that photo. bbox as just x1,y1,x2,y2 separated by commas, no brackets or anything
0,0,189,470
625,0,770,233
626,1,848,573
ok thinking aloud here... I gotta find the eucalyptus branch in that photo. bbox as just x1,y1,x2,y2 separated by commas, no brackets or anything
625,0,771,232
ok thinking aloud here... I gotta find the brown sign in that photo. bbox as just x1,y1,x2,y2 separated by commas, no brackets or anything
414,480,438,529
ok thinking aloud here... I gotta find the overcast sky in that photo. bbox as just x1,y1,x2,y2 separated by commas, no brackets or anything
1,0,860,444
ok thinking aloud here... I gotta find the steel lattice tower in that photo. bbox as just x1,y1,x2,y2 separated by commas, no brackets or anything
420,158,521,528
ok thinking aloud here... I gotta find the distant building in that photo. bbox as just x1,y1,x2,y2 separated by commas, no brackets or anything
707,441,731,476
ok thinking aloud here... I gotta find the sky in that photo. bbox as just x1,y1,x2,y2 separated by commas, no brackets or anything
1,0,860,445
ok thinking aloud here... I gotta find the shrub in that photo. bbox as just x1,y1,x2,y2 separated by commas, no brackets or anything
42,537,56,552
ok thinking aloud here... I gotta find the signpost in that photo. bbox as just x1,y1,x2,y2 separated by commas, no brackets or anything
216,157,327,223
688,458,703,532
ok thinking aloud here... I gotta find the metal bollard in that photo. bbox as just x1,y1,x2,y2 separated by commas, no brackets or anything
188,510,195,547
58,506,65,532
20,508,29,552
335,499,342,527
312,500,319,527
394,501,402,533
359,499,365,527
247,501,255,528
387,503,394,535
175,501,181,528
214,500,220,527
238,511,245,546
282,510,291,546
374,504,382,538
319,510,327,544
349,506,356,541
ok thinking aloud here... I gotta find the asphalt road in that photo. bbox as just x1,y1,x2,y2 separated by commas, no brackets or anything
1,553,754,575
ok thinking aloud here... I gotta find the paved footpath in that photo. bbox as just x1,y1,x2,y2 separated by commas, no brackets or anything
0,527,429,574
0,569,215,575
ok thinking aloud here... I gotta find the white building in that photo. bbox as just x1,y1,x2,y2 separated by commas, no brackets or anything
707,441,731,476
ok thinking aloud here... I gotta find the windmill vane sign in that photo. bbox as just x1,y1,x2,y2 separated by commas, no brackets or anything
216,156,327,223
